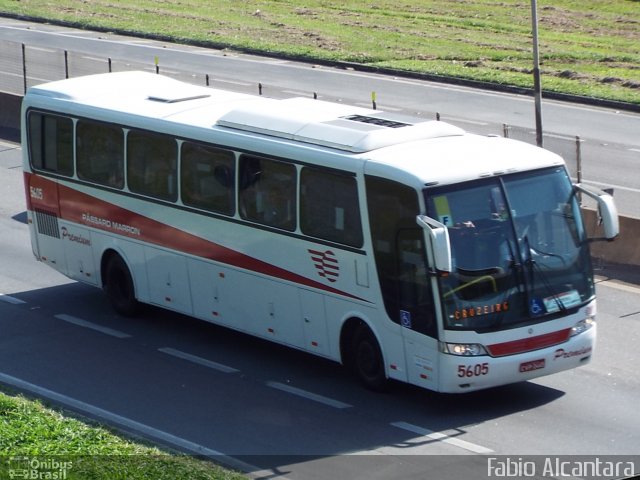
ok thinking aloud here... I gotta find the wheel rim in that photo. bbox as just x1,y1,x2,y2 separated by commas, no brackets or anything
106,256,137,315
356,339,379,380
110,268,128,304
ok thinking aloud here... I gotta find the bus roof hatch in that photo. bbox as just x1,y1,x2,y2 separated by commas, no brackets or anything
216,97,464,153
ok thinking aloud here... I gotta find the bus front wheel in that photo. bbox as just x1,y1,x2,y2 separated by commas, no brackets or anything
352,325,390,392
104,254,139,317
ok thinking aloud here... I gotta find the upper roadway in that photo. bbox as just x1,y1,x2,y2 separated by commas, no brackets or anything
1,16,638,218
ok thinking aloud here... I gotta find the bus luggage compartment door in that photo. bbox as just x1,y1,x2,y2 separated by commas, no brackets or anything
299,289,330,356
145,246,193,315
59,223,97,285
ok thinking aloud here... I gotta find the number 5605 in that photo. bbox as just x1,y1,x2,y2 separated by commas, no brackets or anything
457,363,489,377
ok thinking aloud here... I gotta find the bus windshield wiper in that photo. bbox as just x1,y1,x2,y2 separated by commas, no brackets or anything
488,234,522,329
523,234,567,314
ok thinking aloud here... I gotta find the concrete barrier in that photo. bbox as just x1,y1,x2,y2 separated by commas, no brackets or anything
583,208,640,267
1,92,637,267
0,91,21,142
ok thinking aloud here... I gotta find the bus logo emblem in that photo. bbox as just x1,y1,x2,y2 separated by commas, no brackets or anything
308,249,339,283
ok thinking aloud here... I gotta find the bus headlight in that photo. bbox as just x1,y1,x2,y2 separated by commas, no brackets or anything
440,342,488,356
570,318,595,337
570,302,596,337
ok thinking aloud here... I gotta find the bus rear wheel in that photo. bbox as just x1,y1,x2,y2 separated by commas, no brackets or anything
352,325,390,392
104,254,139,317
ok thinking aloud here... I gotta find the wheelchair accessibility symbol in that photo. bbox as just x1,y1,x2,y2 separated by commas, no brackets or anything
400,310,412,329
529,298,545,316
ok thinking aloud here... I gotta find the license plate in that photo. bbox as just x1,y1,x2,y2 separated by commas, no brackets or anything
519,359,545,373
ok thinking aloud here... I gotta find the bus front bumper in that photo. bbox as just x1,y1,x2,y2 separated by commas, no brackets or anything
437,324,596,393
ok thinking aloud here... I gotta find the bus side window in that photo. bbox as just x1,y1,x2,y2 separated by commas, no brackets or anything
76,119,124,189
239,155,296,231
300,167,363,247
127,129,177,202
181,141,235,216
28,111,74,177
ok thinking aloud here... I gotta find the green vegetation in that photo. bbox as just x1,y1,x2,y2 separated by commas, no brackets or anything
0,0,637,471
0,389,245,479
0,0,638,104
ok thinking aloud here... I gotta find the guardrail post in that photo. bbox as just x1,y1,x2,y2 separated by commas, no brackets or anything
22,43,27,94
576,135,583,204
576,135,582,184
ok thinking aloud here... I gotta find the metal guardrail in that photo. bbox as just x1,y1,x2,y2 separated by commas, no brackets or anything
503,124,584,181
1,39,635,217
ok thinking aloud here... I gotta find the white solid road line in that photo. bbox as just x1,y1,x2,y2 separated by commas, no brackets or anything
208,77,253,87
266,381,353,409
597,279,640,296
439,115,489,126
54,313,132,339
0,372,272,478
0,140,19,149
282,89,313,97
158,347,240,374
578,178,640,194
391,421,494,455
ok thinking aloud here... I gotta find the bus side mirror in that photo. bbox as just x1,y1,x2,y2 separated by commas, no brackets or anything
416,215,453,273
575,184,619,241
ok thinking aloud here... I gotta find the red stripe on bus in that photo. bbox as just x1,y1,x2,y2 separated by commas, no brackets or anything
38,176,367,302
486,328,571,357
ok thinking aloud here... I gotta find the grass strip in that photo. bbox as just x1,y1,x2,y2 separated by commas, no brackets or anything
0,0,638,105
0,388,245,480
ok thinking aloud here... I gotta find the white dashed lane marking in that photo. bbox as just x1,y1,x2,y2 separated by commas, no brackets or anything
0,293,26,305
158,347,240,374
391,421,493,454
54,313,132,339
266,381,353,409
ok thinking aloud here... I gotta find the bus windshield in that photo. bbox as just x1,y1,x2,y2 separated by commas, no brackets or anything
425,167,594,331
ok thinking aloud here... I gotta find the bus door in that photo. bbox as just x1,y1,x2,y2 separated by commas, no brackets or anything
27,173,65,274
396,228,440,389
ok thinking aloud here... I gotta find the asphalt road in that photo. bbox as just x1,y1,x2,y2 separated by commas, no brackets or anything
1,17,640,479
1,139,640,479
0,16,639,217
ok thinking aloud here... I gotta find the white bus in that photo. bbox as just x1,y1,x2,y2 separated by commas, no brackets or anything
22,71,618,393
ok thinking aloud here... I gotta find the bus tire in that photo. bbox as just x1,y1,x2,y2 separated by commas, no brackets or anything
104,253,139,317
352,325,390,392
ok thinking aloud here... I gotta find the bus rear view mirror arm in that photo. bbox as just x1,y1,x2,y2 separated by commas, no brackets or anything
416,215,453,273
575,183,620,241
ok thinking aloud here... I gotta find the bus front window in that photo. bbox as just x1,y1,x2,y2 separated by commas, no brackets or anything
425,167,594,331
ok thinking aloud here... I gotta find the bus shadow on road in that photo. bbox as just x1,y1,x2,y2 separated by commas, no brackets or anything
1,281,571,473
12,211,27,224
